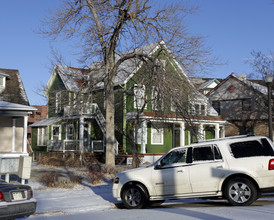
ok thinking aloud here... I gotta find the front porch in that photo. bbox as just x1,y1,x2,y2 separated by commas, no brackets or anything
48,140,104,153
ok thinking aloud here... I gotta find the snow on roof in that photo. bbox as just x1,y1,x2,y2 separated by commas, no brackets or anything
0,101,36,111
30,117,62,127
234,75,269,95
45,42,163,94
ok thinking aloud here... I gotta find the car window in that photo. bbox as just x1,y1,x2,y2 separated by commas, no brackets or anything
214,145,223,160
160,149,187,167
193,146,214,162
230,139,274,158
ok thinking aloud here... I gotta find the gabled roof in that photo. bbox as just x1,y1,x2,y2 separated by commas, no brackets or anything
44,41,180,94
0,68,30,105
207,73,269,96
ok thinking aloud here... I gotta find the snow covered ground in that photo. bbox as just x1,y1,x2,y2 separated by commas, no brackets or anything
18,164,274,220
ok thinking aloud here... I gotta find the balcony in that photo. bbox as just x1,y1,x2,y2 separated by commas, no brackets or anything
64,103,98,116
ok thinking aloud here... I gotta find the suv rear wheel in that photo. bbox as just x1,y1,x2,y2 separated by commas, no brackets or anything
121,183,148,209
224,178,258,206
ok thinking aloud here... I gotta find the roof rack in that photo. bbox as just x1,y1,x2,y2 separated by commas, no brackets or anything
195,135,255,144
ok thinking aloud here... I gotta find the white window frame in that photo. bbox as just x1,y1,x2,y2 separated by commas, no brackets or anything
56,91,62,113
52,125,61,140
66,124,74,140
151,123,164,145
37,127,47,146
134,84,147,109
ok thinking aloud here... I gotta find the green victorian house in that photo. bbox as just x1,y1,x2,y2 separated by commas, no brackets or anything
31,42,226,164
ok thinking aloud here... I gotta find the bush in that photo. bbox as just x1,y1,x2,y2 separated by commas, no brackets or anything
39,171,82,188
39,171,58,187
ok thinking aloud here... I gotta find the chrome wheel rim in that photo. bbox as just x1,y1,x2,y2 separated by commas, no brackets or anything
125,188,141,207
229,182,251,203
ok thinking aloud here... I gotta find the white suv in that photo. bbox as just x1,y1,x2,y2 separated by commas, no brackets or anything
112,135,274,208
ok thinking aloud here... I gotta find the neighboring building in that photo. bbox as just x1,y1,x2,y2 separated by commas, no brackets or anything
207,73,273,137
30,42,226,163
28,105,47,153
0,68,36,183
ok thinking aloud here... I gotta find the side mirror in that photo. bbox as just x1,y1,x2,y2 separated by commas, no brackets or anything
154,161,162,170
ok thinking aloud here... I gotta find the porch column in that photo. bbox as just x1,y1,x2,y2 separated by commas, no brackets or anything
23,116,28,153
140,120,146,154
215,124,220,139
180,122,185,146
79,117,84,152
198,124,204,141
12,118,16,152
222,125,225,138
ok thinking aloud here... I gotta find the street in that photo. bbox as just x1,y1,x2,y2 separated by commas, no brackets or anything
26,184,274,220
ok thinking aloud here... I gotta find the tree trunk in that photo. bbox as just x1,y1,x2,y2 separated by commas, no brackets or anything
104,58,116,167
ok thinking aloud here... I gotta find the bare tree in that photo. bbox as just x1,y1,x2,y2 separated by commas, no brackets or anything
40,0,217,167
248,51,274,79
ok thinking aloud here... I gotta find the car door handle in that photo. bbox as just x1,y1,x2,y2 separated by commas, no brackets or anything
216,166,223,169
177,170,184,173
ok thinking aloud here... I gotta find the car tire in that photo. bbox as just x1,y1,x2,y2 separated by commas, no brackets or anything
224,178,258,206
121,183,148,209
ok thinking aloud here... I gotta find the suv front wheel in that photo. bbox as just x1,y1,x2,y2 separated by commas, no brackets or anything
121,183,148,209
224,178,258,206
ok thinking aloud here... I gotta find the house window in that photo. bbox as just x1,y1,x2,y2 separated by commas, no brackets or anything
56,91,62,113
152,86,163,110
0,76,5,91
0,76,3,87
242,99,251,112
66,124,74,140
37,127,47,146
52,125,61,140
134,84,147,109
201,104,206,115
212,101,221,115
151,123,164,145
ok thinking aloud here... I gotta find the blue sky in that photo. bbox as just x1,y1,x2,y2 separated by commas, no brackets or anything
0,0,273,105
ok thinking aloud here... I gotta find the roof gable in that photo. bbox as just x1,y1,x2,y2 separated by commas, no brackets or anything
207,73,269,98
0,68,30,105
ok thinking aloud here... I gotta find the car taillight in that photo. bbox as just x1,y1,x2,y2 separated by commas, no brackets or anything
30,190,33,198
269,159,274,170
0,192,4,201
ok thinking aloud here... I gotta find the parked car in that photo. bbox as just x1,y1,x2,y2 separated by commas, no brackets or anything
113,135,274,209
0,180,36,219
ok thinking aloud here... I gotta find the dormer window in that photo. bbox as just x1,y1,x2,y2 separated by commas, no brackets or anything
0,75,6,93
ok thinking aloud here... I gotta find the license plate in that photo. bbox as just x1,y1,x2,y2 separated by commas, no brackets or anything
12,191,23,200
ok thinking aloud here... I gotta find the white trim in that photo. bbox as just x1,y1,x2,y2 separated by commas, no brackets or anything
12,119,16,152
134,84,147,109
151,123,164,145
23,116,28,153
51,125,61,140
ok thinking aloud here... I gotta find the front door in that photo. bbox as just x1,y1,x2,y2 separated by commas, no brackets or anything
153,148,192,196
173,125,181,148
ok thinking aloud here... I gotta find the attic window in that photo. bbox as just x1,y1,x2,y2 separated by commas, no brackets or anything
227,85,236,93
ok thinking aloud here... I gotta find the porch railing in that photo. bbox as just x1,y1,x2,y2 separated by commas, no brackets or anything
64,103,97,116
48,140,80,152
